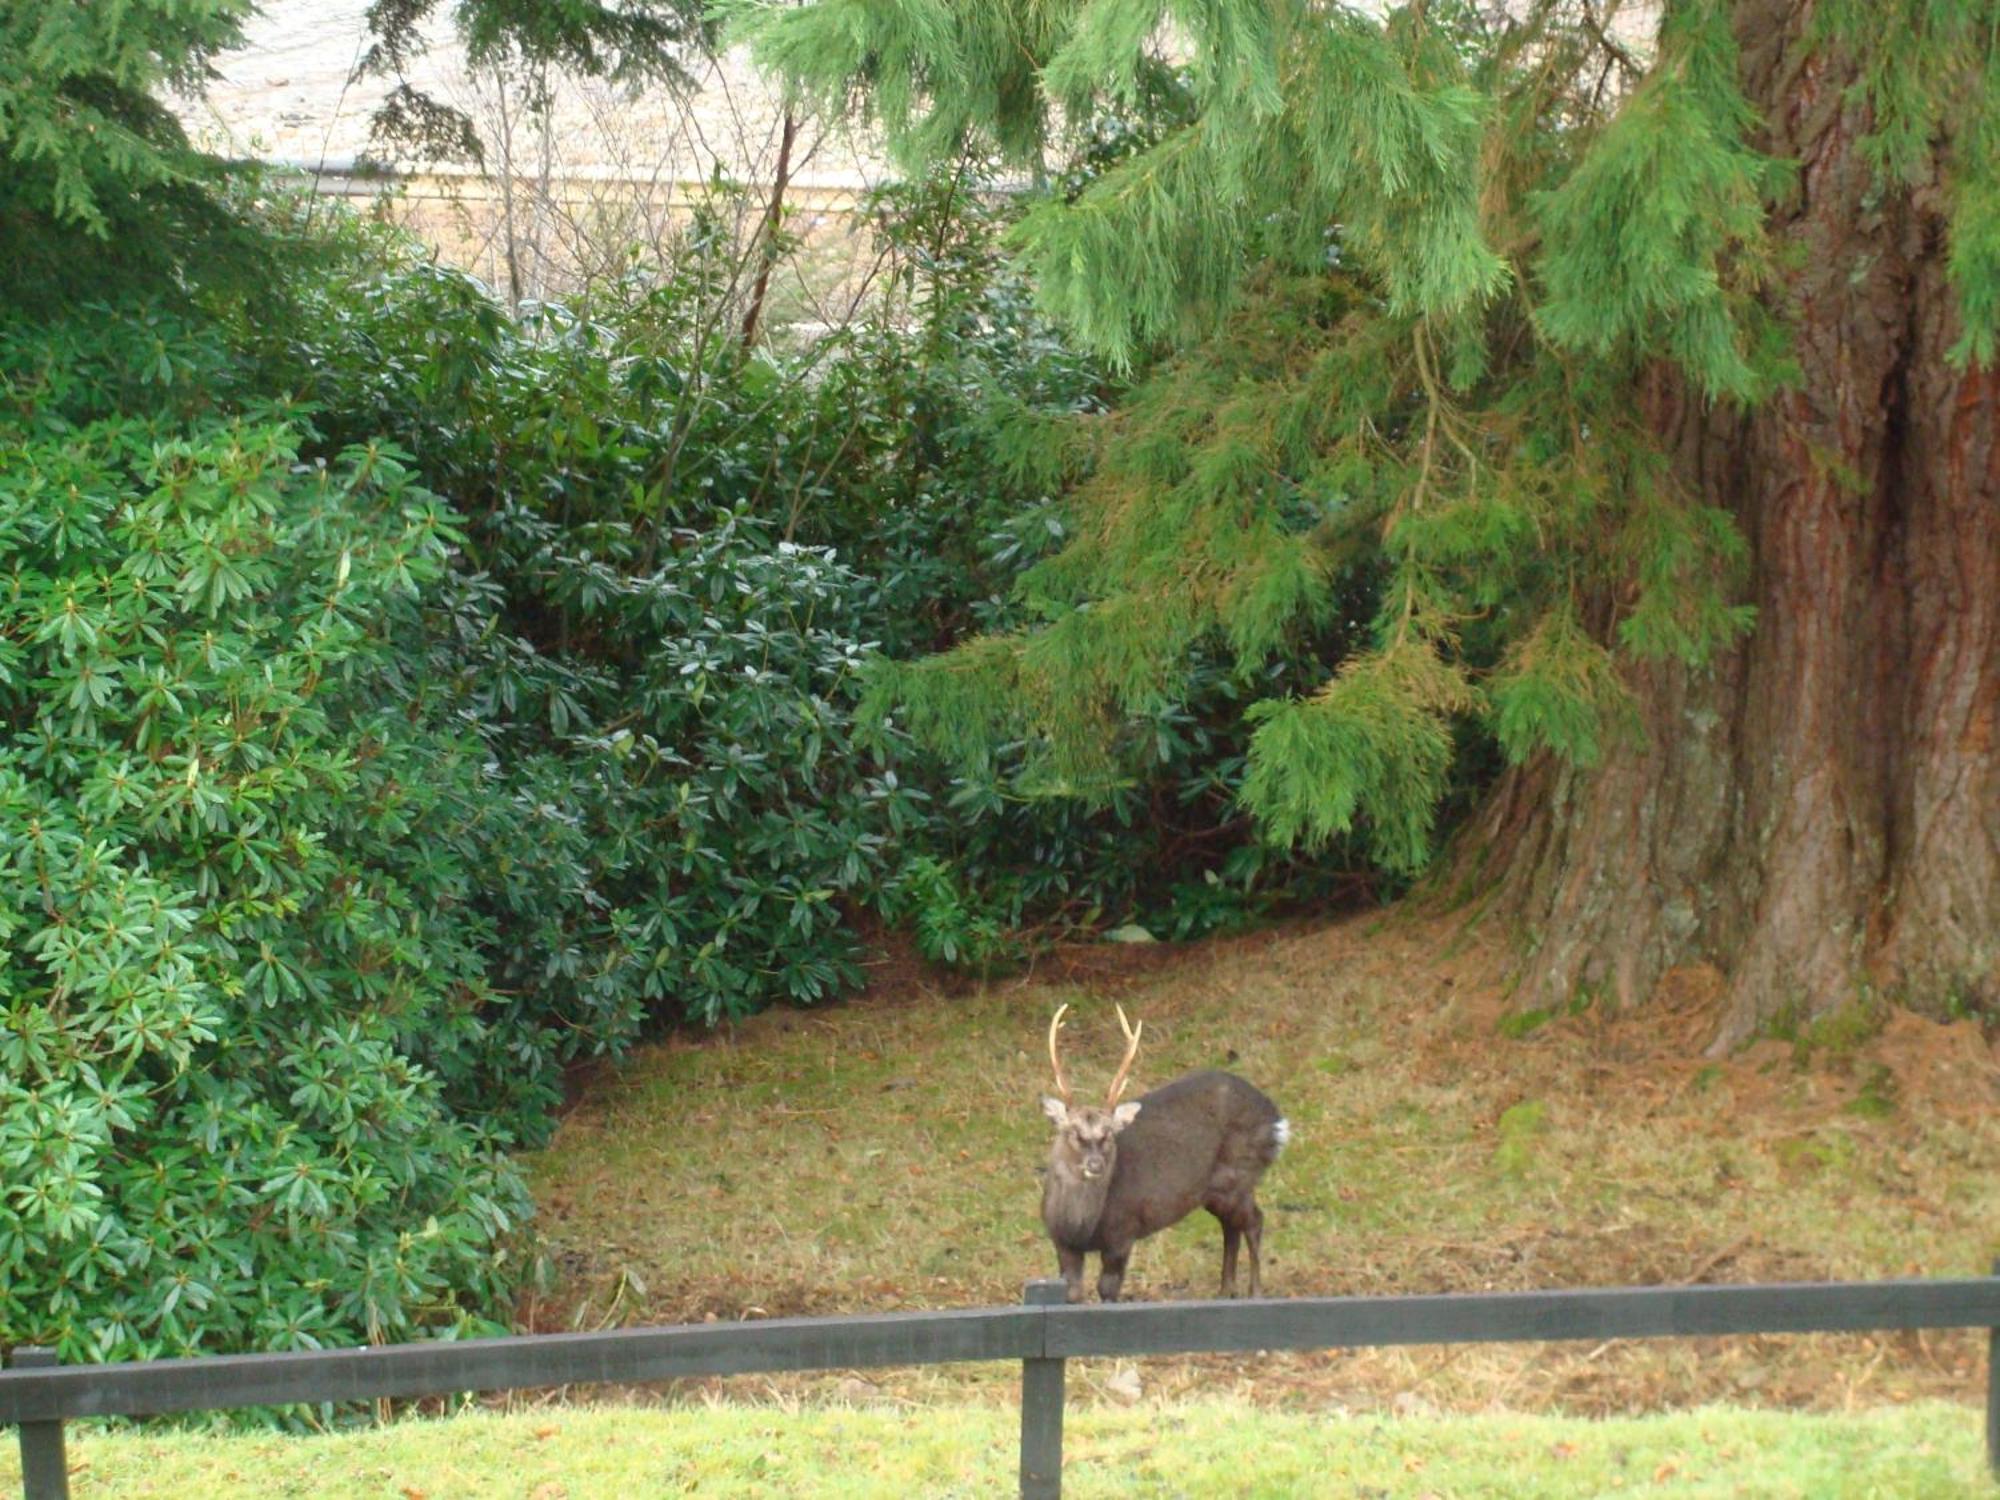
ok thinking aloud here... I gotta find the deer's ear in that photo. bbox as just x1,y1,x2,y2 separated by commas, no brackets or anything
1040,1096,1070,1126
1110,1101,1142,1130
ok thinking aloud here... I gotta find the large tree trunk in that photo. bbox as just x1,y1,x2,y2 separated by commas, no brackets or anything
1465,1,1999,1048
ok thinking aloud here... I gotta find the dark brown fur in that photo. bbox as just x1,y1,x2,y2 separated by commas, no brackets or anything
1040,1069,1287,1303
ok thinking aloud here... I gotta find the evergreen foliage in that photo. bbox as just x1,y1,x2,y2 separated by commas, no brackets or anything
278,193,1342,1002
361,0,711,158
741,0,2000,872
1805,0,2000,367
0,0,709,304
268,215,980,1025
0,307,530,1363
1530,4,1781,399
0,0,246,233
0,0,265,299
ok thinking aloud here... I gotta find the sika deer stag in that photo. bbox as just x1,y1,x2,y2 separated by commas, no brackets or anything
1039,1004,1288,1303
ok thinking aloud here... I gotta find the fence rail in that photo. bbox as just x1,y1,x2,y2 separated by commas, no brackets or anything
8,1271,2000,1498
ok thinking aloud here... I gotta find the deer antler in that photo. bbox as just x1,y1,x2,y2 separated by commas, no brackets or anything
1104,1004,1143,1107
1047,1003,1072,1105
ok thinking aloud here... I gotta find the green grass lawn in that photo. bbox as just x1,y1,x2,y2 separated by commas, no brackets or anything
4,1401,1990,1497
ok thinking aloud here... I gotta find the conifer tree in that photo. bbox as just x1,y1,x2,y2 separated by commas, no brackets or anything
740,0,2000,1044
0,0,259,292
0,0,704,296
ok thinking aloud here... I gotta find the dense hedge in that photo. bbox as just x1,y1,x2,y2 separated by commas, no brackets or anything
274,198,1369,979
0,309,529,1361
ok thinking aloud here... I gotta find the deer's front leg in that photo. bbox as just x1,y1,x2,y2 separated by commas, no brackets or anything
1096,1245,1131,1303
1056,1244,1087,1303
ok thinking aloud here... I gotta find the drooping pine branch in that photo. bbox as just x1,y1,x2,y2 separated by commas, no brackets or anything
744,0,1996,869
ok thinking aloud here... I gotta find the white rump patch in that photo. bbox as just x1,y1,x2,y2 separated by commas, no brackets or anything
1271,1118,1291,1152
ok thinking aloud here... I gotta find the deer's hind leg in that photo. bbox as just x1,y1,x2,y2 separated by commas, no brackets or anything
1243,1200,1266,1297
1212,1210,1242,1297
1206,1182,1258,1298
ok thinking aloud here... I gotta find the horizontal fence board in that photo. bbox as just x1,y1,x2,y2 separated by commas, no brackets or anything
7,1279,1999,1428
0,1307,1042,1425
1043,1279,2000,1359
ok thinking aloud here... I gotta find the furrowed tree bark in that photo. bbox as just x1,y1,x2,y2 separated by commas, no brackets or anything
1466,0,1999,1048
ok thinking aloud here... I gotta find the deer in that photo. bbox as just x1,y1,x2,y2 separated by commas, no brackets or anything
1038,1003,1288,1304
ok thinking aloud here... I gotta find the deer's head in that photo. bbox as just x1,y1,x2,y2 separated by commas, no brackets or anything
1041,1003,1143,1182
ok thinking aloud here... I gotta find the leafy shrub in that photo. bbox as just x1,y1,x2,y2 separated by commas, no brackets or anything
0,308,533,1362
270,190,1379,992
880,855,1021,972
266,220,936,1026
434,507,929,1024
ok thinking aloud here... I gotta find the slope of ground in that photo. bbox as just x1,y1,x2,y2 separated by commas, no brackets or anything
520,910,2000,1415
4,1401,1988,1497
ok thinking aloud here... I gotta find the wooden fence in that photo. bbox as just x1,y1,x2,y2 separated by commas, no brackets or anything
7,1271,2000,1498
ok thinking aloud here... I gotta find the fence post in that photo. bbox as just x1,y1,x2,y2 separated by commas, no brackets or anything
11,1348,70,1500
1020,1279,1069,1500
1988,1259,1999,1480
